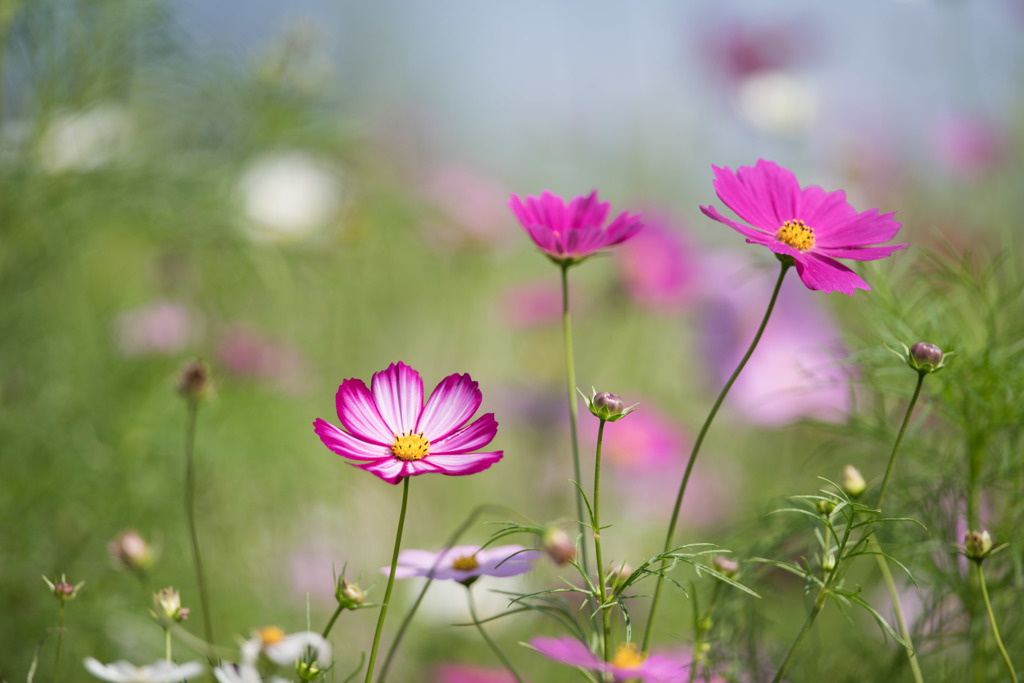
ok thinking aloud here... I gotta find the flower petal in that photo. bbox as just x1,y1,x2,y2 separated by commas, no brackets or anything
416,373,482,441
370,362,424,435
794,253,870,295
354,458,409,485
814,243,907,262
423,451,503,476
700,204,772,242
313,418,389,461
336,379,393,444
713,160,798,230
814,209,903,248
530,636,603,670
430,413,498,454
567,190,609,229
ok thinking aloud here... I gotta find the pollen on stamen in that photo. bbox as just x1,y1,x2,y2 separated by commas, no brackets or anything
451,555,479,571
611,643,644,669
391,430,429,461
775,219,815,252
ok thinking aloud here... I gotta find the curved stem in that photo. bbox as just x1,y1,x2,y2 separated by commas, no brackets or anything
870,536,924,683
592,420,611,661
367,478,410,683
977,562,1018,683
560,263,589,576
874,372,925,512
184,399,215,654
467,587,524,683
322,604,343,639
643,261,790,653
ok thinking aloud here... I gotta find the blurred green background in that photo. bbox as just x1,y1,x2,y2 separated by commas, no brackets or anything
2,1,1023,681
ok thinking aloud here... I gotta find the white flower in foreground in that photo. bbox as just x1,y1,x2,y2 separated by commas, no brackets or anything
83,658,203,683
238,151,345,243
212,664,290,683
240,626,332,670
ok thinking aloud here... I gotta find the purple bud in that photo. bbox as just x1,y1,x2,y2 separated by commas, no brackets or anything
176,358,212,401
712,556,740,577
55,582,75,598
910,342,943,371
542,527,576,566
593,392,624,414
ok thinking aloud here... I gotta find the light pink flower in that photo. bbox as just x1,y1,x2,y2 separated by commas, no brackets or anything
530,637,687,683
421,164,512,248
699,19,810,83
434,663,520,683
314,362,502,485
114,301,191,356
700,160,906,295
498,279,573,328
385,544,538,583
932,115,1008,179
509,190,642,266
217,324,306,393
614,215,697,310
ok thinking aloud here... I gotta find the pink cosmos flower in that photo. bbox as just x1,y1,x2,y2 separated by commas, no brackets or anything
434,663,519,683
614,215,698,310
114,301,192,356
385,544,538,583
530,637,687,683
508,190,643,265
700,160,907,295
313,362,502,485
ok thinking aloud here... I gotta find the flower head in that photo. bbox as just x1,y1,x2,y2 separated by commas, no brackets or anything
108,528,155,573
83,659,203,683
314,362,502,485
43,573,84,603
238,628,332,677
531,637,687,682
509,190,642,266
700,160,906,295
152,587,189,623
385,544,538,584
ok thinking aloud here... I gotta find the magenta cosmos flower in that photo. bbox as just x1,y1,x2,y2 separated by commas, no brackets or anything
531,637,687,683
313,362,502,485
508,190,643,265
700,159,907,295
385,544,539,583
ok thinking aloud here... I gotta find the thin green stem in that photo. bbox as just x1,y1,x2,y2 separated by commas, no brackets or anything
870,536,924,683
51,603,64,683
592,420,611,662
643,261,790,654
367,477,410,683
772,596,826,683
560,263,589,576
977,562,1018,683
322,604,343,639
164,627,172,663
184,399,215,653
467,587,524,683
874,372,925,512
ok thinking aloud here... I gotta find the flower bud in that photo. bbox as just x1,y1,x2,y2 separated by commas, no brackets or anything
712,556,740,578
822,554,836,571
43,573,84,602
335,576,365,610
296,660,321,681
176,358,212,401
542,527,576,566
580,388,637,422
107,528,154,573
817,499,836,516
909,342,944,373
840,465,866,498
154,587,189,622
606,560,632,589
964,530,992,561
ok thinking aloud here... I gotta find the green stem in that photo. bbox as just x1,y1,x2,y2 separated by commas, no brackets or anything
771,368,928,683
322,604,343,639
184,399,215,653
52,602,64,683
870,536,924,683
367,477,410,683
467,587,524,683
977,562,1018,683
592,420,612,662
560,263,589,576
164,627,172,663
642,261,790,654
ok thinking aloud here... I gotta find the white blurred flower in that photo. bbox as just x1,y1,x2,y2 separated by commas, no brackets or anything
240,627,332,669
40,105,131,173
238,151,345,243
83,658,203,683
735,70,817,137
212,664,289,683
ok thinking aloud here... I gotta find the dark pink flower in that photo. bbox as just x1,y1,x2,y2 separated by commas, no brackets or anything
314,362,502,485
531,637,687,683
434,663,520,683
508,190,642,265
700,160,907,295
385,544,538,582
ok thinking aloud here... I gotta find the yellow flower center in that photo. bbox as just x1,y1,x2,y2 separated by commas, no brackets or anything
451,555,480,571
258,626,286,645
391,431,429,461
775,219,815,252
612,643,644,669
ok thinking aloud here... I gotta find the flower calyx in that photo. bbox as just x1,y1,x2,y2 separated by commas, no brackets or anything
43,573,84,603
579,387,638,423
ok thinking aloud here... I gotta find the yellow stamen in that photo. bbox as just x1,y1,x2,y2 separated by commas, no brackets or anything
451,555,479,571
775,219,815,252
258,626,286,644
611,643,644,669
391,431,429,461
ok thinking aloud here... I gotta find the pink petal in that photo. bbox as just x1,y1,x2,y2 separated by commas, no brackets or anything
794,253,870,295
336,379,393,444
814,243,907,261
568,191,609,229
370,362,424,435
430,413,498,454
713,160,798,230
313,418,389,461
814,209,903,248
794,184,859,228
539,191,568,231
416,373,482,441
423,451,503,476
700,204,771,242
531,636,602,670
603,211,644,245
354,458,409,485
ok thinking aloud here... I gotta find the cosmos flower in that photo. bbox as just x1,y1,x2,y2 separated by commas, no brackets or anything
530,637,687,682
83,659,203,683
239,627,332,670
508,190,642,266
314,362,502,485
434,663,519,683
614,215,697,310
700,159,906,295
114,301,192,357
385,544,539,583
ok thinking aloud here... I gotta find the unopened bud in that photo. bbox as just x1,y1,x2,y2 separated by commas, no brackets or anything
817,499,836,516
335,576,365,610
542,527,576,566
822,554,836,571
176,359,212,401
712,556,740,578
43,574,83,602
107,528,154,573
909,342,944,373
154,587,188,622
964,530,992,561
296,660,321,681
841,465,866,498
581,388,637,422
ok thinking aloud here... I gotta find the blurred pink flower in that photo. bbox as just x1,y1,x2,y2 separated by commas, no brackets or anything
531,637,688,683
421,164,513,248
932,115,1009,179
433,663,519,683
385,545,538,583
614,215,698,310
115,301,192,356
217,324,307,393
498,279,576,328
699,18,810,83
